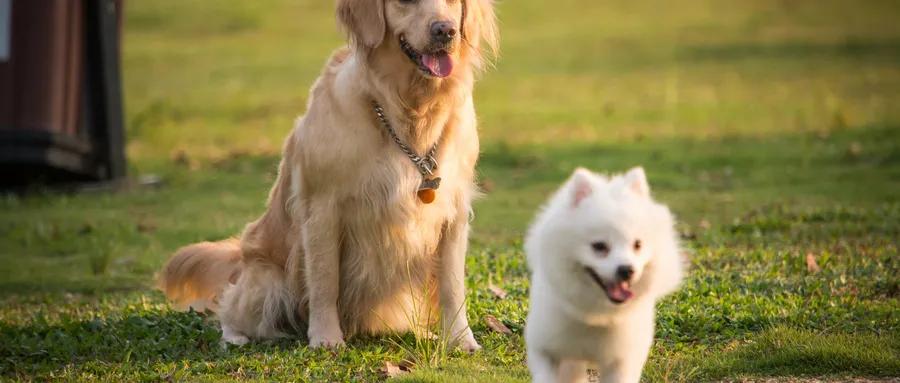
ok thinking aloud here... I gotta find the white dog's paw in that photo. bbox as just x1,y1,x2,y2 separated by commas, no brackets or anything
449,328,481,353
308,326,345,349
221,325,250,347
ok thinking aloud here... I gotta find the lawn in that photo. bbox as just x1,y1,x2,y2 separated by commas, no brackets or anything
1,0,899,381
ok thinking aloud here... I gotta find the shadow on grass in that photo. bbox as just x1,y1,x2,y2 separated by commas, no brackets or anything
0,124,897,380
0,277,148,296
474,124,900,242
0,305,410,380
702,326,900,379
678,38,900,62
0,309,228,378
479,124,899,188
389,358,530,383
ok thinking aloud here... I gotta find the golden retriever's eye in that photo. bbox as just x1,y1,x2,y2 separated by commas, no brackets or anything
399,0,418,4
591,241,609,254
633,239,642,252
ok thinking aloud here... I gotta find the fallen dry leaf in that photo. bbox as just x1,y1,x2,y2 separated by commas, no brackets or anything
379,361,409,378
170,148,198,170
806,252,821,273
699,219,711,230
484,315,512,335
137,220,157,233
847,141,863,158
171,148,190,165
478,178,495,192
487,282,507,299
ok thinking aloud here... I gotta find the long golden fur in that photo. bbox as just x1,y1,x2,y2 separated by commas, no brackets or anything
158,0,498,350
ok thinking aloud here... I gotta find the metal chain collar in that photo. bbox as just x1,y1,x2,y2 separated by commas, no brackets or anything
372,101,439,177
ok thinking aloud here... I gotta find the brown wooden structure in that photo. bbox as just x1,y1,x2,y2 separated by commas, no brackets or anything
0,0,124,188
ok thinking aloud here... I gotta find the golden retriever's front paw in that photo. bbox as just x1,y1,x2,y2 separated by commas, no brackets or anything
308,326,345,349
220,324,250,347
308,335,345,349
450,328,481,353
458,338,482,353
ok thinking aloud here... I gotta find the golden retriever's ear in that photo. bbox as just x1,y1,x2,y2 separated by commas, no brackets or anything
462,0,499,68
337,0,386,50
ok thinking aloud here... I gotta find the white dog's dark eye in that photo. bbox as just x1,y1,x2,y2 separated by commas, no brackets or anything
591,241,609,253
633,239,642,251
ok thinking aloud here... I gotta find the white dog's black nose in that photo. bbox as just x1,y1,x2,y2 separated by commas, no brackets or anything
616,265,634,281
430,21,457,44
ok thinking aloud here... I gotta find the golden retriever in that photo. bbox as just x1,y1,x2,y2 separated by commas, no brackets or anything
158,0,498,351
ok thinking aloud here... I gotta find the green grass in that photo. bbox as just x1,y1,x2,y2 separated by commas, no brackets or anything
1,0,899,381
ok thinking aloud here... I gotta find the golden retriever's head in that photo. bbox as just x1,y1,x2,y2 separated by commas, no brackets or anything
337,0,498,78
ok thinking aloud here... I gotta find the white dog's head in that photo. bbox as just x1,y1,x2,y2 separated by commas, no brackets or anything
527,167,684,308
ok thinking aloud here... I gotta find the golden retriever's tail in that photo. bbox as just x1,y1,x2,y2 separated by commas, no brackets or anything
157,238,243,312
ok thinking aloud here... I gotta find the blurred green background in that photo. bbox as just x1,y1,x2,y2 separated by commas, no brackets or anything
122,0,900,241
1,0,898,381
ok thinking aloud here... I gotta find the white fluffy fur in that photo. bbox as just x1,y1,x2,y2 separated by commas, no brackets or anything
524,167,685,383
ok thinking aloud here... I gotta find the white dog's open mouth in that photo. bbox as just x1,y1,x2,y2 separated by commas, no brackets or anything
584,267,634,304
399,35,454,78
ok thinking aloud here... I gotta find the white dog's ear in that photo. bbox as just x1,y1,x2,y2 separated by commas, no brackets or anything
569,167,594,207
337,0,386,50
624,167,650,197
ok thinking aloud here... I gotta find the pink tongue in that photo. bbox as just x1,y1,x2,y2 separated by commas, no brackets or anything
421,53,453,78
605,282,633,303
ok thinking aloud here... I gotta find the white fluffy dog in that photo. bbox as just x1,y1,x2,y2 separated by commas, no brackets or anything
524,167,685,383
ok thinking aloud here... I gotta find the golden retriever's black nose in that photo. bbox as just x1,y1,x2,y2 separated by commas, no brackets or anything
430,21,457,44
616,265,634,281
